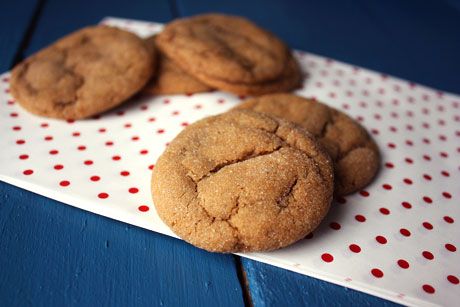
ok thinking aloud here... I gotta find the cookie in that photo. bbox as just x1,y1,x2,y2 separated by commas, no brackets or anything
152,110,333,252
11,25,154,120
200,52,302,96
142,36,212,95
156,14,300,95
235,94,380,195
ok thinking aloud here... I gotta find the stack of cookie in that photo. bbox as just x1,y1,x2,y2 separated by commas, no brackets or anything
145,14,301,96
152,94,380,253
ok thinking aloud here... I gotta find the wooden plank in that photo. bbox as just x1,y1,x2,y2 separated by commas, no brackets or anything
242,259,398,307
175,0,460,94
0,0,41,71
0,0,245,306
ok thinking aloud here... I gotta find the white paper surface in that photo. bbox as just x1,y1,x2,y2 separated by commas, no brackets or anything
0,17,458,307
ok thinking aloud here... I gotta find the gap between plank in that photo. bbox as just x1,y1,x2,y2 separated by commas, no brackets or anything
234,255,253,307
10,0,46,68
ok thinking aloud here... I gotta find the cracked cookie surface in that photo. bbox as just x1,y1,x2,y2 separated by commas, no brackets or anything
152,110,333,253
11,25,153,119
156,14,300,95
142,36,212,95
235,94,380,195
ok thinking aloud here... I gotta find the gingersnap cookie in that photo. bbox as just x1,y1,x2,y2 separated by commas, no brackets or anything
142,36,212,95
152,110,334,253
156,14,301,95
201,52,302,96
11,25,154,120
235,94,380,195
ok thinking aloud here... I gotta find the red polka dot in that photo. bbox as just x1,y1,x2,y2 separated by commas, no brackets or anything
442,192,452,199
359,190,369,197
422,251,434,260
379,208,390,215
99,128,106,133
23,169,33,175
423,196,432,204
59,180,70,187
40,123,49,128
376,235,387,244
131,136,139,141
447,275,459,285
422,222,433,230
157,129,165,134
138,205,149,212
441,170,450,177
140,149,148,155
405,158,413,164
321,253,334,263
84,160,93,165
371,268,384,278
329,222,341,230
355,215,366,222
387,142,396,149
349,244,361,253
72,132,80,137
422,284,435,294
120,171,130,176
397,259,409,269
16,139,25,145
19,154,29,160
423,174,432,181
148,164,154,170
77,145,86,151
54,164,64,170
112,155,121,161
384,162,394,168
44,136,53,141
129,187,139,194
382,184,392,190
401,201,412,209
445,243,457,252
12,126,21,131
403,178,413,185
98,193,109,199
400,228,411,237
90,176,100,182
444,216,454,224
105,141,114,146
49,150,59,155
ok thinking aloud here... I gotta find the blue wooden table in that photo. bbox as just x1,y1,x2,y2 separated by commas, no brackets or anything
1,1,459,306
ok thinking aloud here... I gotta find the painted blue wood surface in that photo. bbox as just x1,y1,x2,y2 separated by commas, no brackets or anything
0,1,244,306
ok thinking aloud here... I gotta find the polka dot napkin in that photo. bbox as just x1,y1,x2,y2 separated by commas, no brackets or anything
0,17,458,307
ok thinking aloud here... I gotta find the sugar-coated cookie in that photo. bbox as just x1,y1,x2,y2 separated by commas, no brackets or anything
152,110,333,252
11,25,154,119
